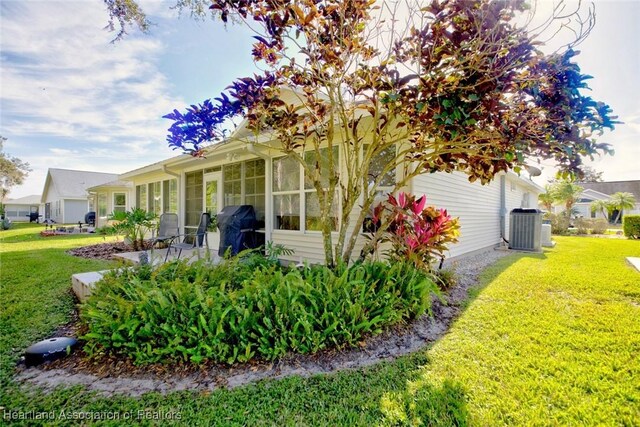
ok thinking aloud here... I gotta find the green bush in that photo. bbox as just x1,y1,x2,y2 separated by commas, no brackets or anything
81,257,438,365
622,215,640,239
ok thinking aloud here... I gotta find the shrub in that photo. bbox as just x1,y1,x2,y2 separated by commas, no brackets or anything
0,218,12,230
589,218,609,235
574,217,590,235
546,212,570,235
366,192,460,271
81,257,438,365
623,215,640,239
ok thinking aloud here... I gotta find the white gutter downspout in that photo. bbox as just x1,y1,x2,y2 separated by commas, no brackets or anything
246,143,272,244
500,174,507,244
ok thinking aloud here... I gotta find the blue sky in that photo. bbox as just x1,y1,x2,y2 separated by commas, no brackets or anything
1,0,638,199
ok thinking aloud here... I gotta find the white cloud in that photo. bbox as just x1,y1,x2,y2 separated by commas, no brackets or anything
0,0,184,198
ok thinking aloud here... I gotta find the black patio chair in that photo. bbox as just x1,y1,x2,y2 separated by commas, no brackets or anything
165,212,210,262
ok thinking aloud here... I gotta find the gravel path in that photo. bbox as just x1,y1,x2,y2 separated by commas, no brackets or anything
15,248,512,397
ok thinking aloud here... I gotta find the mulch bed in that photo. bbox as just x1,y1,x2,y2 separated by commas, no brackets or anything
67,241,153,261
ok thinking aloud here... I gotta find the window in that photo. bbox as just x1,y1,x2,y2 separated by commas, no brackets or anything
244,159,266,226
113,193,126,213
137,179,177,214
273,148,339,232
97,193,108,218
365,144,396,189
223,163,242,206
363,145,397,232
304,147,339,231
273,156,301,230
147,182,162,216
221,160,266,227
136,185,147,210
185,171,203,228
163,179,178,213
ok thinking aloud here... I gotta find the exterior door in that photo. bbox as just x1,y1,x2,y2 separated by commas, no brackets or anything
204,172,223,249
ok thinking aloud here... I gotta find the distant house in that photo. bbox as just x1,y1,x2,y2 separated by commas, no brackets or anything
2,194,43,222
576,180,640,223
41,168,118,224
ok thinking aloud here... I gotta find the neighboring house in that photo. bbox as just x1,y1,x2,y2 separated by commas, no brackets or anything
41,168,118,224
116,135,542,263
576,180,640,223
1,194,43,222
86,180,134,228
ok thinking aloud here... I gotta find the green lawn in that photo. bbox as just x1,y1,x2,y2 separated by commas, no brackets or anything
1,225,639,426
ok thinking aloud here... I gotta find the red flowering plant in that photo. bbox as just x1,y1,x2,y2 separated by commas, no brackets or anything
366,192,460,272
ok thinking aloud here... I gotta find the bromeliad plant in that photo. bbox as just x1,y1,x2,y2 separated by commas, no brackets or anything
367,192,460,271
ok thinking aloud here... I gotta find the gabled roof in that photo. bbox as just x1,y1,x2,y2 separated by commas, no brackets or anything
86,179,134,192
41,168,118,203
578,180,640,200
4,194,42,205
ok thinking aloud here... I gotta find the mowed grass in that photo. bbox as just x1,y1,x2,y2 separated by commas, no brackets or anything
380,236,640,425
1,225,639,426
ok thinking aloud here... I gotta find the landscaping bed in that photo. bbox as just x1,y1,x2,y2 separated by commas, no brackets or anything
67,241,153,260
17,250,508,396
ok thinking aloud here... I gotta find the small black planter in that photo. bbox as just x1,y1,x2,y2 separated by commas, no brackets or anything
24,337,78,367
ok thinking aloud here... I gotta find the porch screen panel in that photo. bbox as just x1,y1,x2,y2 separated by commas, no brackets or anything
223,163,242,206
163,179,178,213
185,171,203,228
244,159,265,227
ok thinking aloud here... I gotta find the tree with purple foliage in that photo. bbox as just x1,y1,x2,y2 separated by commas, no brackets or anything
105,0,619,266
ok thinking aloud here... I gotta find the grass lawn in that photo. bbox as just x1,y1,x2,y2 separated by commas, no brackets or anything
1,225,639,426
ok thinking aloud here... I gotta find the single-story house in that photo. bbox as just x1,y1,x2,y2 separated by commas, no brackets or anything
86,180,134,228
575,180,640,223
1,194,43,222
113,133,542,263
41,168,118,224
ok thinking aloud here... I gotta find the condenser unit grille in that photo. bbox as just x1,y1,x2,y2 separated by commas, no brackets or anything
509,209,542,251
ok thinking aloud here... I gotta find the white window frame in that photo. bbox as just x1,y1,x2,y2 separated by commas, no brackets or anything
113,192,127,213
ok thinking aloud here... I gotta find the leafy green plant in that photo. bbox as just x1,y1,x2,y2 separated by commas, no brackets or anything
81,258,438,365
622,214,640,239
106,208,157,251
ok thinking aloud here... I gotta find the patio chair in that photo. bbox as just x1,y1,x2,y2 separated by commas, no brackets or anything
165,212,210,262
151,213,179,249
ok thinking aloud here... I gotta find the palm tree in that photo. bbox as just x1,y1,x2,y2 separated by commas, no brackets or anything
590,199,612,220
550,180,583,214
538,185,555,212
609,192,637,224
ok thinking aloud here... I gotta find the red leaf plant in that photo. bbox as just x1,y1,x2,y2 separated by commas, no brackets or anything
368,192,460,271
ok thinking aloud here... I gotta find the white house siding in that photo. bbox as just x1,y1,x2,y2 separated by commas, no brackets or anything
412,171,503,259
504,174,539,235
64,200,89,223
3,204,41,222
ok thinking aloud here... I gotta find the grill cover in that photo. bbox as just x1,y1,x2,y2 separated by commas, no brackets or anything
217,205,257,256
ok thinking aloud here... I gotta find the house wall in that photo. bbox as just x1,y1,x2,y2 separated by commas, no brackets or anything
412,172,540,259
412,171,502,258
504,174,540,234
93,188,134,227
3,203,42,222
43,182,62,222
64,199,89,224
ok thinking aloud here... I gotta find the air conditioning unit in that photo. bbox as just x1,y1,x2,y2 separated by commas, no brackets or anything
509,209,542,252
